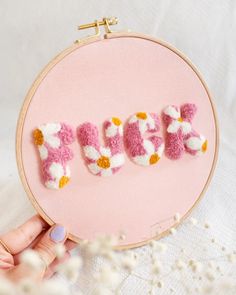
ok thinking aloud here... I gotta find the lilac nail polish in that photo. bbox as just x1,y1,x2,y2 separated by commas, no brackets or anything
50,225,66,243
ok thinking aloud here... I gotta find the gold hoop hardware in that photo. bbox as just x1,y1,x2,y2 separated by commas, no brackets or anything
75,17,119,43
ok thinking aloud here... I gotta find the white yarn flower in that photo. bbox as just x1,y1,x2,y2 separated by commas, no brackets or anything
129,112,156,133
164,106,192,135
105,117,123,137
184,135,208,154
83,146,125,177
45,162,70,189
34,123,61,149
133,140,164,166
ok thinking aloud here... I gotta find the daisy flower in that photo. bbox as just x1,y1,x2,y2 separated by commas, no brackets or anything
133,139,164,166
184,135,208,155
83,146,125,177
33,123,61,149
45,162,70,189
105,117,123,137
129,112,158,133
164,106,192,135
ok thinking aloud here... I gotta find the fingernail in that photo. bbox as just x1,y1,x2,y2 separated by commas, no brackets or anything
50,225,67,243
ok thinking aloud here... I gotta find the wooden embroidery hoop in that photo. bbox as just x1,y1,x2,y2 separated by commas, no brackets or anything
16,18,219,250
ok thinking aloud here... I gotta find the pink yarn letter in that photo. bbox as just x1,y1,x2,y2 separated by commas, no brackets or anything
77,117,125,177
124,112,164,166
162,103,207,160
33,122,75,189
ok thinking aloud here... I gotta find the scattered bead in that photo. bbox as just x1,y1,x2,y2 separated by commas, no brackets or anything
175,259,186,270
205,270,215,281
174,213,181,223
170,228,177,235
204,222,210,229
227,253,236,263
190,217,198,225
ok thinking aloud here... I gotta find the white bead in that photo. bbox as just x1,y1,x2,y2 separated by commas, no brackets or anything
227,253,236,263
174,213,181,223
190,217,198,225
175,259,186,270
170,228,177,235
205,270,215,281
189,260,202,273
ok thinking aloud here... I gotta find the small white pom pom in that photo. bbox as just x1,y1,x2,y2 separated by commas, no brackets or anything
190,217,198,225
227,253,236,263
57,256,82,283
121,252,138,271
20,249,44,270
157,281,164,288
95,266,120,288
205,270,215,281
204,222,210,229
17,279,36,294
151,258,162,275
189,260,202,273
174,213,181,223
149,240,167,253
0,278,15,295
170,228,177,235
175,259,186,270
39,280,70,295
54,243,66,259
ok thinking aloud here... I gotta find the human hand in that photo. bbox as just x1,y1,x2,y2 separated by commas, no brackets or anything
0,215,75,282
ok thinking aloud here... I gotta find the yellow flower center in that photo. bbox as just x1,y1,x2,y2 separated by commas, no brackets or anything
136,112,147,120
59,176,70,188
112,117,122,126
201,140,208,152
97,156,111,169
33,129,44,145
149,153,160,165
177,117,183,122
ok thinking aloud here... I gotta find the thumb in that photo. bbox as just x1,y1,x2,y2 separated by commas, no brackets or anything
34,224,67,269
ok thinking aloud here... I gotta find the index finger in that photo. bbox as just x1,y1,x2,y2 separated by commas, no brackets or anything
0,215,48,255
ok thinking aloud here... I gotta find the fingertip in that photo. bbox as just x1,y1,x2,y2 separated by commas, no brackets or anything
49,224,67,244
33,215,49,229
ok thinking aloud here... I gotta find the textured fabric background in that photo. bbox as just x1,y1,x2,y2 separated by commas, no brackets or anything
0,0,235,293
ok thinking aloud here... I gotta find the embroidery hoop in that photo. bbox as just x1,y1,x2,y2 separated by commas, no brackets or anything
16,18,219,249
